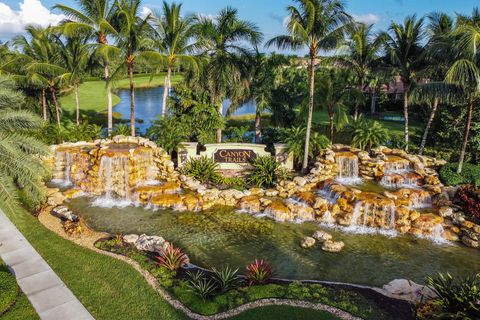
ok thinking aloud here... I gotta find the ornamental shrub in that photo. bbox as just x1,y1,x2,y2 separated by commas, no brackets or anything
439,163,480,186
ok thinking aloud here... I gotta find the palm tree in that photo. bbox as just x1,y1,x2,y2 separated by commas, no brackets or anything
337,22,386,120
194,6,262,143
12,26,69,128
266,0,351,170
150,1,197,117
316,69,362,141
55,35,91,126
445,9,480,173
383,15,426,151
0,76,49,212
113,0,152,137
55,0,117,135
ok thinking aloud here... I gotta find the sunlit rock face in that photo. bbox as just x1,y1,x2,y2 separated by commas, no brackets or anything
46,138,472,244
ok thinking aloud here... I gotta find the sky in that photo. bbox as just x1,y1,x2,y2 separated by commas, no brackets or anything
1,0,480,52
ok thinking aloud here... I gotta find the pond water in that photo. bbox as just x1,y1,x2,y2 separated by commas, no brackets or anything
114,87,256,133
68,197,480,287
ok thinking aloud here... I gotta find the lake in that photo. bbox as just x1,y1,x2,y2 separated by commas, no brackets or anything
115,87,256,133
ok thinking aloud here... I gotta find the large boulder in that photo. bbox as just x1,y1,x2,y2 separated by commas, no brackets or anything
321,240,344,253
51,206,78,222
300,236,316,248
264,201,291,222
237,195,261,213
312,230,332,242
134,234,167,254
47,192,66,207
382,279,437,303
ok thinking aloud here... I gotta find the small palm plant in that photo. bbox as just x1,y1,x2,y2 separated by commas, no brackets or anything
246,259,274,286
247,156,292,188
186,270,217,300
156,244,188,271
352,120,389,150
180,156,220,184
211,265,240,293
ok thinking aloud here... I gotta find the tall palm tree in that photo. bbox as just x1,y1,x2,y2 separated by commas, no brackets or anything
151,1,197,117
194,7,262,143
0,76,49,213
55,0,117,135
12,26,69,128
55,35,91,126
383,15,426,151
445,9,480,173
113,0,152,137
266,0,351,170
337,22,386,120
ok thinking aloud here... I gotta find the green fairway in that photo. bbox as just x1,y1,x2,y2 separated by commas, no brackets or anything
59,73,183,115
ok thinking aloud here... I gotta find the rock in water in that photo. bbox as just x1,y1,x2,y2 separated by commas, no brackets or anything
134,234,167,254
382,279,437,303
300,236,316,248
321,240,344,252
312,230,332,242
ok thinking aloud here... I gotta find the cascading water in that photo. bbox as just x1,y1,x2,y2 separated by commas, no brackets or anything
380,158,420,189
347,201,397,235
335,154,362,185
92,155,132,208
51,151,73,187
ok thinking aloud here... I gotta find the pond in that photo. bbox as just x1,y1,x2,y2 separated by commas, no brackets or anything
68,197,480,287
114,87,256,133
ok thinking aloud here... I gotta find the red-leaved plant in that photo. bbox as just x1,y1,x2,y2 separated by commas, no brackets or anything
156,244,188,271
455,185,480,222
246,259,274,286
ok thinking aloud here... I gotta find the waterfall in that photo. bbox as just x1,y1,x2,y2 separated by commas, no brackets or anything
64,152,72,185
336,155,362,184
316,183,340,204
137,149,159,186
51,151,73,187
348,201,397,235
321,210,335,225
92,155,132,208
380,159,420,189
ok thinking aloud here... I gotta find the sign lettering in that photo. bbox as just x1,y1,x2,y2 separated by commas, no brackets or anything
214,149,257,163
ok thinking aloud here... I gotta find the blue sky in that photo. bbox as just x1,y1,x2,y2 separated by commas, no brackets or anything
2,0,480,51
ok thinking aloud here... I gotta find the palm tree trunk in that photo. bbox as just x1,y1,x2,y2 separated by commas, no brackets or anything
161,66,171,117
418,97,439,155
354,78,364,120
50,86,61,129
255,110,261,143
105,64,113,136
74,80,80,126
128,61,135,137
302,54,316,171
41,89,47,121
457,97,473,174
329,110,334,143
216,102,223,143
370,91,376,114
403,89,409,151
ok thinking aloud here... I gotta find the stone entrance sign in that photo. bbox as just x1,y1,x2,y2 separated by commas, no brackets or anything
177,142,293,172
214,149,257,163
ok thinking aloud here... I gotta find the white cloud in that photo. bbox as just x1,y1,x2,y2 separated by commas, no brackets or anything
0,0,65,35
352,13,381,25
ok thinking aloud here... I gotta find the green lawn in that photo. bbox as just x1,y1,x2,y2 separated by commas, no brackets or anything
4,207,344,320
231,305,340,320
59,73,183,115
0,259,38,320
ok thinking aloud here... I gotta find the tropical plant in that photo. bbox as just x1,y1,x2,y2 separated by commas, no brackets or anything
383,15,426,150
224,125,252,143
281,126,330,167
440,163,480,186
147,117,189,154
180,156,220,184
113,0,152,136
352,119,389,150
421,272,480,319
211,265,240,293
455,185,480,221
337,22,386,119
156,244,188,271
186,270,217,300
247,156,292,188
0,76,49,212
55,34,91,126
267,0,351,170
112,124,131,136
246,259,274,286
316,69,362,142
150,1,197,117
194,6,262,143
55,0,118,135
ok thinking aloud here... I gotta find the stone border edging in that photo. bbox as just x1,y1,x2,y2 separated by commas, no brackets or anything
91,247,361,320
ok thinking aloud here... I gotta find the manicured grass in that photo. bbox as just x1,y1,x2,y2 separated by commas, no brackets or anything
4,207,347,320
0,259,38,320
59,73,183,115
4,207,187,320
231,305,340,320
